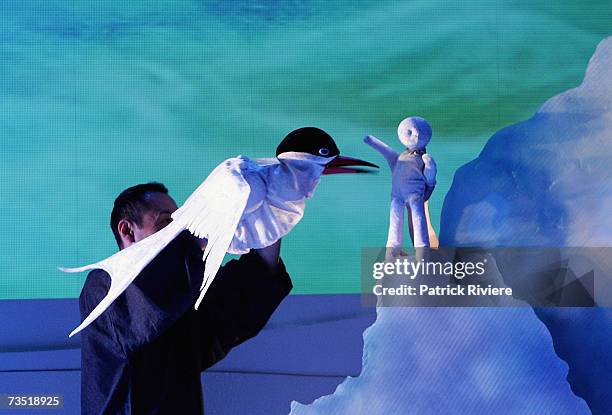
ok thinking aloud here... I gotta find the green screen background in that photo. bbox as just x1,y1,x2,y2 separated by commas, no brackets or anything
1,0,610,298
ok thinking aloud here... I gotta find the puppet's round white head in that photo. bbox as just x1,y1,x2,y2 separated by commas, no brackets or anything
397,116,432,151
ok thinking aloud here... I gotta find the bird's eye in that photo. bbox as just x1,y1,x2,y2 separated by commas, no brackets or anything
318,147,330,156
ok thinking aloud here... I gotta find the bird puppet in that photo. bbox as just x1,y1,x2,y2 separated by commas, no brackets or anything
364,117,437,251
61,127,378,337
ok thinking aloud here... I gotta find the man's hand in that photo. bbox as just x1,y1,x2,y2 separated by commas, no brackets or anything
196,237,208,251
254,239,281,270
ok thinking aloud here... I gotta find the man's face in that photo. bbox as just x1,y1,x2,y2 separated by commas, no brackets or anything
130,192,178,245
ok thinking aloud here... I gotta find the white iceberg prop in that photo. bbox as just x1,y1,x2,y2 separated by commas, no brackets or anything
291,35,612,415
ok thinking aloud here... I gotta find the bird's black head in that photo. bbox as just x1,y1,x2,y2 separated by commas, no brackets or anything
275,127,341,158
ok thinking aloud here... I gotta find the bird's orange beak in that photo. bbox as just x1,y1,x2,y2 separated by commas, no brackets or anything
323,155,379,174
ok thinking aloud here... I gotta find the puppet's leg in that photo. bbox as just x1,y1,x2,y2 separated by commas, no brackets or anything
407,201,439,249
406,193,429,248
425,201,439,249
386,197,405,258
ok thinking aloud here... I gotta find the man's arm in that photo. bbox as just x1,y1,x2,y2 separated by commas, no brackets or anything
79,231,290,361
80,231,208,356
196,240,292,370
254,239,281,269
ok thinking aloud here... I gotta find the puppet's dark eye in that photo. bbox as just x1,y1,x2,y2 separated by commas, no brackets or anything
318,147,330,156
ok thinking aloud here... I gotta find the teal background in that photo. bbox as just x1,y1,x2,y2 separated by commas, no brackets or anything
1,1,610,298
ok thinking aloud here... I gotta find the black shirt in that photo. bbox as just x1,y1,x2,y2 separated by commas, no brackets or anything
79,231,292,414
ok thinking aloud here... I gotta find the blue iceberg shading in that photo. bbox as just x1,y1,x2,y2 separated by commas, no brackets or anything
440,36,612,414
292,36,612,415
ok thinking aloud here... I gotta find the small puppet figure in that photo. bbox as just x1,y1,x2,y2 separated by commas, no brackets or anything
364,116,437,252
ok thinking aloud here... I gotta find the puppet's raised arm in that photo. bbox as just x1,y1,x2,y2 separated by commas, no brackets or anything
363,135,398,169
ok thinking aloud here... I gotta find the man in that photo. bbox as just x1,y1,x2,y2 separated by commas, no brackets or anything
79,182,292,414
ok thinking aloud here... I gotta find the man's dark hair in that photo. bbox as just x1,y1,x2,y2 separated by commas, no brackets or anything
110,182,169,248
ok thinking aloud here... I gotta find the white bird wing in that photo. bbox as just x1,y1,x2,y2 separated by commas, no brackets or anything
171,157,251,310
61,156,251,337
60,219,185,337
